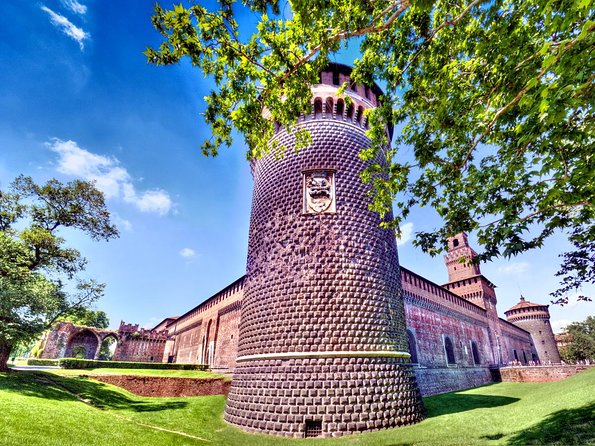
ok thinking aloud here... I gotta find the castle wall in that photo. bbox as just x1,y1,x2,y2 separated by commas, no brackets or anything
166,278,243,367
498,319,534,364
401,268,496,394
113,336,165,362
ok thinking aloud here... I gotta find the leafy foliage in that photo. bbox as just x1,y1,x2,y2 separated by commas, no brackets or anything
58,358,209,370
560,316,595,362
146,0,594,303
58,309,110,329
0,175,118,370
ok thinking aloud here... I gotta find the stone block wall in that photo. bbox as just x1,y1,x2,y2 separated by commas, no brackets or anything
225,113,424,437
414,367,494,396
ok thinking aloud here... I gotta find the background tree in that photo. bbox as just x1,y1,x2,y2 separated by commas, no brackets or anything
145,0,593,303
560,316,595,362
0,176,118,371
58,309,110,329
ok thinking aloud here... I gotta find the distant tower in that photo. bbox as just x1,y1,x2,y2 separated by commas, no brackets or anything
224,63,424,438
505,297,561,364
443,233,504,365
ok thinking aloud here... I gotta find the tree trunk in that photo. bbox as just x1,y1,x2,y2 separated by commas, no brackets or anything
0,339,12,372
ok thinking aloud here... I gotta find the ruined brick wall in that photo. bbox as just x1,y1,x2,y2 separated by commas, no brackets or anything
225,66,424,438
40,322,74,359
41,322,118,360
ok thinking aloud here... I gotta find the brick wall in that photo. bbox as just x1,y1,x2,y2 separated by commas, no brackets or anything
91,375,231,397
500,365,594,382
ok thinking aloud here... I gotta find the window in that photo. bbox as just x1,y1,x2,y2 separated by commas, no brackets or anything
336,99,344,118
513,349,519,361
314,98,323,117
471,341,480,365
346,103,354,120
332,71,340,85
305,420,322,438
407,330,418,364
453,238,459,247
444,336,456,364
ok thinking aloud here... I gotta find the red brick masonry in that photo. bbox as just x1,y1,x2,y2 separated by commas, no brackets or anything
499,365,594,382
90,375,231,397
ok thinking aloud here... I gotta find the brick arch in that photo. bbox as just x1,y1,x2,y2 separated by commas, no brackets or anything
64,328,101,359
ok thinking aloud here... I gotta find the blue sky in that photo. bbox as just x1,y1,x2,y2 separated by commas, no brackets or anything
1,0,592,332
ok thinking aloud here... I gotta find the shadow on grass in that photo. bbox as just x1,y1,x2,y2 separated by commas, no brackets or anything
424,387,519,417
0,371,187,413
506,402,595,445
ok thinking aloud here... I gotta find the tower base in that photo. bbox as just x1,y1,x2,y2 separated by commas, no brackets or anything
224,356,425,438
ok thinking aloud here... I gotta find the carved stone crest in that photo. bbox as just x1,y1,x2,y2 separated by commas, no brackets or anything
304,170,336,214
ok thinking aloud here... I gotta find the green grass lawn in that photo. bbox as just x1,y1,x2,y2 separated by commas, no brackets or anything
47,368,228,380
1,368,593,446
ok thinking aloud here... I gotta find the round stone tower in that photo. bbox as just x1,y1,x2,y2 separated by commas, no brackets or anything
504,296,561,364
223,63,424,438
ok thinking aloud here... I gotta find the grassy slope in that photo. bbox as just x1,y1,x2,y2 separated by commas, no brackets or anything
48,368,227,379
1,368,593,446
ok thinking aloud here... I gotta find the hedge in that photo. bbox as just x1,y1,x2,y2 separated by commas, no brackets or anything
27,358,60,366
58,358,209,370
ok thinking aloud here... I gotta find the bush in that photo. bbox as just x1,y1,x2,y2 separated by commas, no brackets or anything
58,358,209,370
27,359,60,366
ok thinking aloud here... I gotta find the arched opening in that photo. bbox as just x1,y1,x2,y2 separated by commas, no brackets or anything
65,330,99,359
346,103,354,121
98,334,118,361
356,106,364,123
471,341,480,365
336,99,344,118
325,97,334,116
314,98,323,118
444,336,456,365
453,238,459,247
407,330,418,364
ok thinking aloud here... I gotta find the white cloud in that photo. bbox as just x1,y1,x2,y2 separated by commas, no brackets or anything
48,138,173,215
396,222,414,247
498,262,530,275
179,248,196,258
41,5,89,50
61,0,87,15
551,319,571,334
112,213,133,232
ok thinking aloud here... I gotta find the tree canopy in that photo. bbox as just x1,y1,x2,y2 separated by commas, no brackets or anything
0,176,118,370
559,316,595,362
58,309,110,330
145,0,593,304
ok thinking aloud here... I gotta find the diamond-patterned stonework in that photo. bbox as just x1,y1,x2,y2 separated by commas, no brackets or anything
224,73,425,437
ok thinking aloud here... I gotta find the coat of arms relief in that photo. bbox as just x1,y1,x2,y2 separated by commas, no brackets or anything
303,170,336,214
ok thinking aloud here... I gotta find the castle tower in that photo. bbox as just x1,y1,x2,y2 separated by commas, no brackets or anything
224,63,424,438
505,297,561,364
443,233,504,365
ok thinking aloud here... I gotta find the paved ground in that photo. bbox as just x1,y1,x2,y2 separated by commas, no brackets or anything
10,365,60,371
